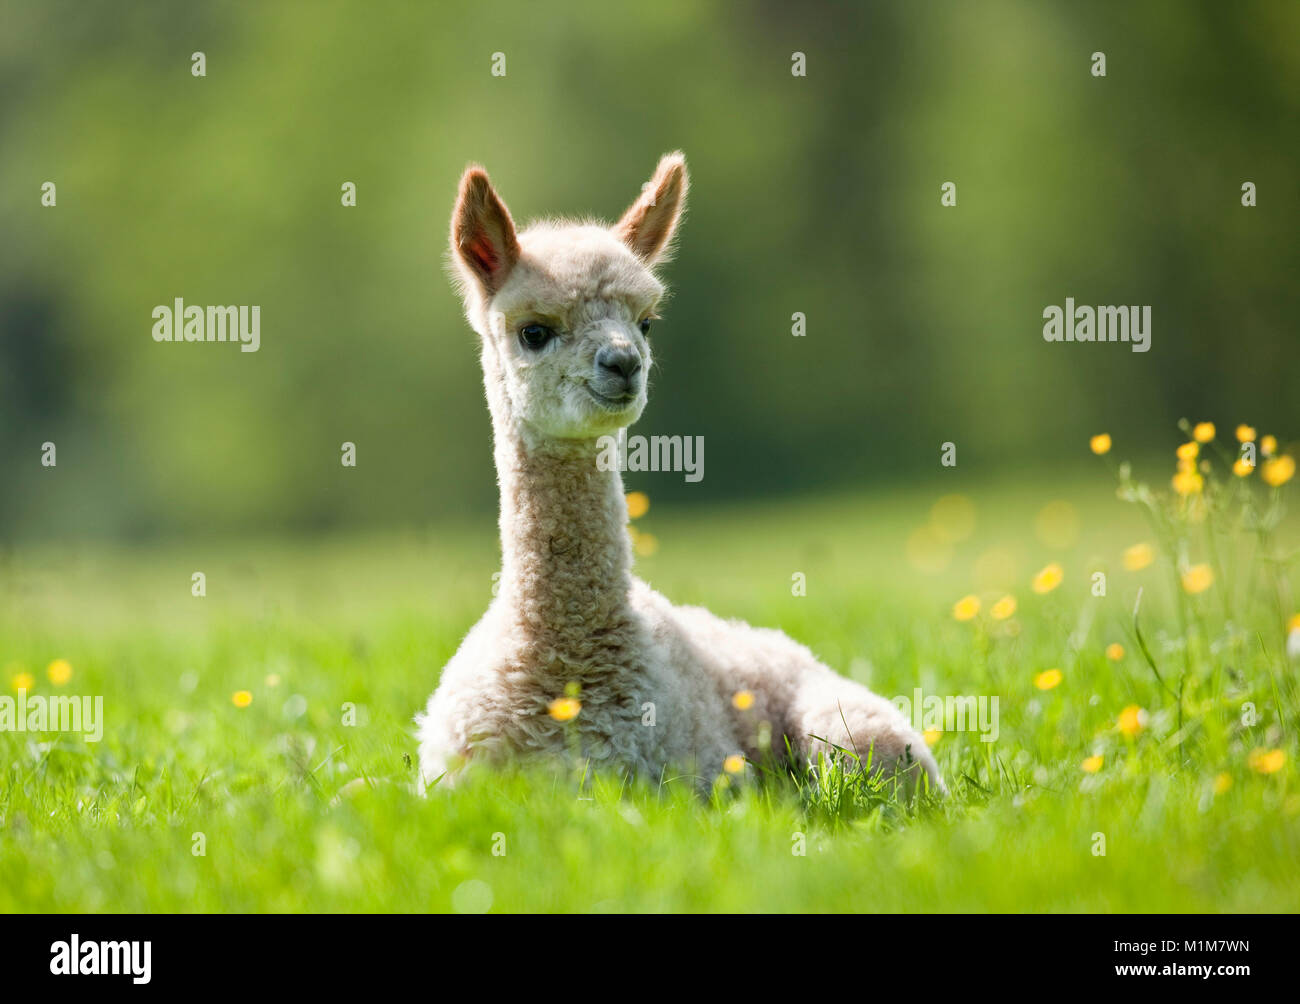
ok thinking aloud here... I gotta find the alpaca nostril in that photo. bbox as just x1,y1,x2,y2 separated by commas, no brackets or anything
596,347,641,383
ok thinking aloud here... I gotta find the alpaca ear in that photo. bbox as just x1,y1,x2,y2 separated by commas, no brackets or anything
613,151,688,265
451,165,520,296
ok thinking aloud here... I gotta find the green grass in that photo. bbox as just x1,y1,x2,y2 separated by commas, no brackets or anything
2,468,1298,912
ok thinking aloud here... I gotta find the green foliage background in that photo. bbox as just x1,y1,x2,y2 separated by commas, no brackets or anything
1,0,1296,540
2,2,1299,914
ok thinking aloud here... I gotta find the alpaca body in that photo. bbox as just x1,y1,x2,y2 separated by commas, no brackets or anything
417,578,732,785
416,152,943,795
418,574,941,791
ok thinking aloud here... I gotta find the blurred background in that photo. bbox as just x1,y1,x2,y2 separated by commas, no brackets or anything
1,0,1296,543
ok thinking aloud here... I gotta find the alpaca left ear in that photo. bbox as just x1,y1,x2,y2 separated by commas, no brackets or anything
451,165,520,297
613,151,688,265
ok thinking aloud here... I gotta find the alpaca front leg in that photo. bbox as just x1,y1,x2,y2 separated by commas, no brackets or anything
789,679,946,797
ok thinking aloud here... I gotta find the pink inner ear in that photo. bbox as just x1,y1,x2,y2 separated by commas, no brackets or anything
467,233,499,275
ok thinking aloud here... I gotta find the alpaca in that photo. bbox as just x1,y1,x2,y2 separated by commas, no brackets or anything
416,152,945,797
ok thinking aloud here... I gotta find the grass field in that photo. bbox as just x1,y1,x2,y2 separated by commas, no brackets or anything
2,456,1298,912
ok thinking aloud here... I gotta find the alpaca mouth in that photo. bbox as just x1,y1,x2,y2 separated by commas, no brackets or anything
584,384,637,411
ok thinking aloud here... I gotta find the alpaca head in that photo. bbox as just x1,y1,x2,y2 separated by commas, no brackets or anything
449,152,688,442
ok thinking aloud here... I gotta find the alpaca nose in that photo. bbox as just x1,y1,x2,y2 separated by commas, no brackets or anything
596,346,642,385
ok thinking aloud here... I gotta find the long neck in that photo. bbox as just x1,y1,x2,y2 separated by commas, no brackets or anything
496,436,632,630
489,396,633,649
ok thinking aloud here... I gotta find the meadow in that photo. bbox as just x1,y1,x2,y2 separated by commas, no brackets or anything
2,433,1297,913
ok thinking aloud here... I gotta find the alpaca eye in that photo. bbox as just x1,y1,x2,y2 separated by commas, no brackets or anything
518,323,555,350
638,318,652,336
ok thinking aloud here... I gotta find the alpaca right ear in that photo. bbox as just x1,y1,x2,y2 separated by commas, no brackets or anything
451,166,520,296
614,151,688,264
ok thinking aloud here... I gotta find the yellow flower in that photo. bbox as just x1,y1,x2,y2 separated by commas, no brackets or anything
625,491,650,520
11,671,35,692
1117,705,1146,738
1105,643,1124,661
1034,668,1063,690
1247,749,1286,775
1081,754,1104,773
922,729,942,746
1233,457,1254,477
47,659,73,686
1031,562,1063,594
930,494,976,543
990,595,1017,620
1035,500,1079,549
1122,542,1155,571
1213,772,1233,795
1172,470,1203,496
1236,424,1256,443
1262,455,1295,487
723,754,746,774
1176,441,1199,461
1289,613,1300,633
1181,564,1214,594
633,531,659,557
548,697,581,722
732,690,755,710
232,690,253,708
1193,422,1215,443
1089,433,1111,455
1261,434,1277,457
906,524,953,574
952,594,981,621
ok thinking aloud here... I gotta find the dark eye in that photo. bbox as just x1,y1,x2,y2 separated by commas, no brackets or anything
518,323,555,350
638,318,653,336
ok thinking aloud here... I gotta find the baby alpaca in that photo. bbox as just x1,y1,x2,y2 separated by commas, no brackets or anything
417,153,944,796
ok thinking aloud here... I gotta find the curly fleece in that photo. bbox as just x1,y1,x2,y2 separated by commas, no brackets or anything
417,153,944,796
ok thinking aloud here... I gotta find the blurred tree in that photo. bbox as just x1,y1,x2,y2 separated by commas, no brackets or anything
1,0,1295,540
